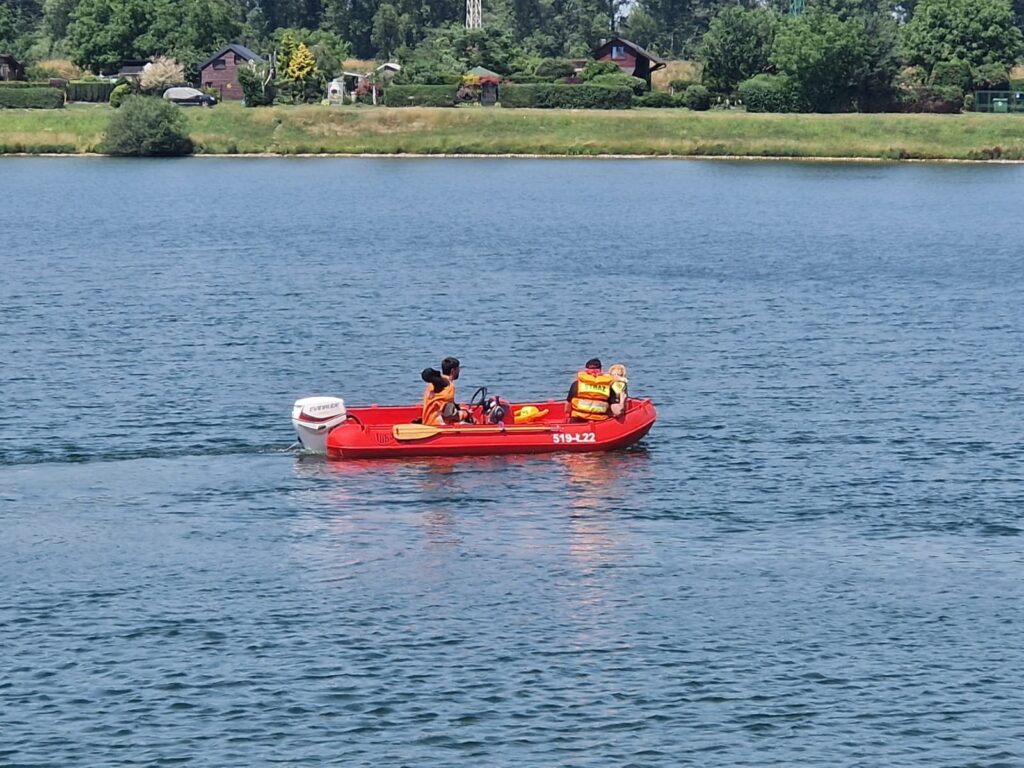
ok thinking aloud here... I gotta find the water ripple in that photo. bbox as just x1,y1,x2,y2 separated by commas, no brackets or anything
2,158,1023,766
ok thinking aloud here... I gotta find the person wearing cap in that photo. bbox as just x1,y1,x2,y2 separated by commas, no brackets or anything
566,358,620,422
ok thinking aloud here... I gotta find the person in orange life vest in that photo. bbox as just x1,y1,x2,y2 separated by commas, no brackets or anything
421,356,469,425
566,357,621,422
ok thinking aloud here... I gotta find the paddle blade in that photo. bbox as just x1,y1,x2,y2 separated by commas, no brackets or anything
393,424,442,441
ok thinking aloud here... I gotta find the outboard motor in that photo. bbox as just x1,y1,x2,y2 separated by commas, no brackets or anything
291,396,347,454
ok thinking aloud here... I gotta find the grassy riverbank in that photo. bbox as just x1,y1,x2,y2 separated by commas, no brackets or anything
3,101,1024,159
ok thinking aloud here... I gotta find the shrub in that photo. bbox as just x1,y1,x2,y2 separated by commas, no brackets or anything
238,61,276,106
669,78,697,92
0,86,65,109
588,72,647,95
499,84,633,109
972,63,1010,90
896,84,964,113
68,80,115,103
383,85,457,107
683,84,712,110
140,56,185,94
930,59,971,90
737,74,803,113
26,59,85,81
101,96,193,156
579,60,622,81
634,90,676,108
109,83,132,108
534,58,577,80
506,72,547,84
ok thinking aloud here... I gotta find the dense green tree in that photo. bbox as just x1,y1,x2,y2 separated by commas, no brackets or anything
903,0,1023,70
66,0,241,72
272,27,348,78
633,0,760,58
620,5,660,48
178,0,241,56
1,0,45,55
699,6,778,93
851,9,900,110
770,6,867,111
0,5,14,47
67,0,176,71
41,0,77,41
370,3,403,60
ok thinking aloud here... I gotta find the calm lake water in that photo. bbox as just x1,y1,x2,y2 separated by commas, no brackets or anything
2,157,1023,766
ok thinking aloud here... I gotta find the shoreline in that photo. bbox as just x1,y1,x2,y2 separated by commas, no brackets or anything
5,104,1024,162
5,151,1024,164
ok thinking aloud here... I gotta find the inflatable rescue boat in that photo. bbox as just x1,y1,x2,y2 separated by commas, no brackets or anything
291,389,656,460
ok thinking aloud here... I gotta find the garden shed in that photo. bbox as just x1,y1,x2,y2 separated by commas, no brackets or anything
117,60,150,79
1,54,25,81
591,37,665,90
464,66,500,106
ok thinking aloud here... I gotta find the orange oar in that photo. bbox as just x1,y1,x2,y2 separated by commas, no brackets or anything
393,423,553,441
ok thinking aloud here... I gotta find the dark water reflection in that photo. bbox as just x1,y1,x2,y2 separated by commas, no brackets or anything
1,158,1022,766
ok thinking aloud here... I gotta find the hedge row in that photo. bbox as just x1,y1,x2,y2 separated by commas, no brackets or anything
67,80,116,103
0,81,39,88
383,85,457,107
499,84,634,109
633,85,711,110
737,74,806,113
0,86,65,109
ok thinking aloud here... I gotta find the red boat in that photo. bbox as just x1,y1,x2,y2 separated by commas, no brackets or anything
292,392,656,460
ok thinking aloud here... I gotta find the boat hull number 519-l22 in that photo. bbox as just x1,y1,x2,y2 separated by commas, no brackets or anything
552,432,597,444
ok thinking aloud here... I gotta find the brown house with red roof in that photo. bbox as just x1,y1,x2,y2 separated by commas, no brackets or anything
591,37,666,90
199,44,264,100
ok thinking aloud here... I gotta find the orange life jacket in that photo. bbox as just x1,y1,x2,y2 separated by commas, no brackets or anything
570,371,613,420
422,376,455,425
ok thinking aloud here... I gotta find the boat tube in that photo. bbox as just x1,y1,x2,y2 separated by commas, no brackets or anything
291,394,656,460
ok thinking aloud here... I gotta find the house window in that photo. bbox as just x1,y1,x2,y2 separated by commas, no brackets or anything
611,45,626,60
236,55,247,65
212,59,226,70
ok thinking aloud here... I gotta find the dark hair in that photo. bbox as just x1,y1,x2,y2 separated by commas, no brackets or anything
586,357,602,369
421,367,448,393
441,356,460,375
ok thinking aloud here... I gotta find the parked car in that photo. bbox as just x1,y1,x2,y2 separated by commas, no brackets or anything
162,87,217,107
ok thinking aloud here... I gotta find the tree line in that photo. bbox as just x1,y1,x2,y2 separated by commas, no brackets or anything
2,0,1022,112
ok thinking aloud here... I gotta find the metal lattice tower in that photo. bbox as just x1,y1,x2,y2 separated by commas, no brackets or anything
466,0,482,29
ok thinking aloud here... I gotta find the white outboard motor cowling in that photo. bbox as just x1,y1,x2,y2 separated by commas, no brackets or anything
292,396,347,454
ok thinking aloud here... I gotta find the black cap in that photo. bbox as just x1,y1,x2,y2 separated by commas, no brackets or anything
585,358,602,369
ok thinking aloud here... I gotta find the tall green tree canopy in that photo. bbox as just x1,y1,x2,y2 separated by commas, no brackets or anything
903,0,1024,70
699,5,778,93
770,6,868,111
633,0,760,58
66,0,240,72
67,0,176,71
